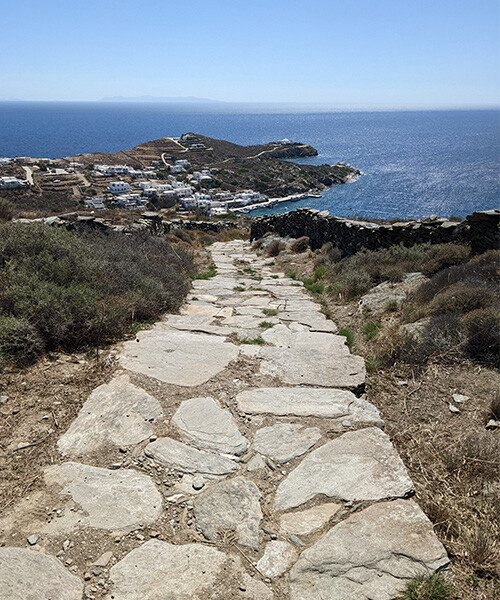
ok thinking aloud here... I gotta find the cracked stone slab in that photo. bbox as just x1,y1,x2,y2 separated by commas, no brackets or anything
275,428,414,510
256,327,366,389
194,477,262,550
164,315,232,336
0,547,83,600
289,499,450,600
144,437,238,477
43,462,162,533
57,374,162,456
257,541,298,578
280,311,338,333
252,423,321,463
173,397,249,455
120,329,239,386
280,503,342,537
107,540,226,600
236,387,383,427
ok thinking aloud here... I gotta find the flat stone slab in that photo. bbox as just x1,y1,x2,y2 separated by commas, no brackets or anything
57,374,162,456
173,397,249,455
359,273,427,314
43,462,162,532
275,427,414,510
280,311,338,333
252,423,321,463
257,541,298,578
0,547,83,600
280,502,342,537
236,387,383,427
257,327,366,389
144,437,238,476
194,477,262,550
120,329,239,386
108,540,226,600
289,500,449,600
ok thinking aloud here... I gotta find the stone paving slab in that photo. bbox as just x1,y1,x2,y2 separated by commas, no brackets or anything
236,387,384,426
0,547,83,600
173,396,249,455
57,374,162,456
275,427,414,510
43,462,163,532
280,502,342,537
289,500,450,600
194,477,263,550
120,329,239,386
252,423,322,463
107,540,226,600
144,437,239,476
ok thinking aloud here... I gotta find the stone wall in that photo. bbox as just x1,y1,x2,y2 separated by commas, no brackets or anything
250,209,500,256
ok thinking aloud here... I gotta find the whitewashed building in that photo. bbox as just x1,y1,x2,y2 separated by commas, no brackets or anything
109,181,131,194
0,176,28,189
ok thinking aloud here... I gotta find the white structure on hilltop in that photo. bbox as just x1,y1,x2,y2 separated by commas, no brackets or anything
278,138,294,145
109,181,131,194
0,158,13,166
175,159,190,167
170,164,185,174
0,176,28,189
192,169,212,183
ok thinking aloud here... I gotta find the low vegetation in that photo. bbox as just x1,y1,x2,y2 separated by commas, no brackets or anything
0,223,193,367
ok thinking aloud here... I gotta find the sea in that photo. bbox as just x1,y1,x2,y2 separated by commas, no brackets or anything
0,102,498,220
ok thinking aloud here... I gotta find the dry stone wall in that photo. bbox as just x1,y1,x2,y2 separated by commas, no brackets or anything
250,209,500,256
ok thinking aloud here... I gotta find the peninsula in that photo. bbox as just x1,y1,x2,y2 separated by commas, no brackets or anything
0,134,360,217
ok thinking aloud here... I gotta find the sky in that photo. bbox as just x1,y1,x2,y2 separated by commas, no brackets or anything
0,0,499,105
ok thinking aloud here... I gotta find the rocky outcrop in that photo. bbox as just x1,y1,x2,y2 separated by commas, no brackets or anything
251,209,500,256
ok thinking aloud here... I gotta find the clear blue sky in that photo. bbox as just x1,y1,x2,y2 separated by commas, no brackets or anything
1,0,499,105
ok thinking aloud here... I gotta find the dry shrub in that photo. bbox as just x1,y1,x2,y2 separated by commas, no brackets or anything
290,236,310,254
490,391,500,420
321,242,342,264
0,316,44,366
421,243,471,276
266,239,285,257
428,283,497,316
173,229,193,244
0,197,14,222
462,308,500,366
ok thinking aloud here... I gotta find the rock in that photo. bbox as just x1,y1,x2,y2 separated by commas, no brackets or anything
280,503,342,537
0,547,83,600
275,427,414,510
253,328,366,389
57,374,163,456
144,437,238,477
449,403,461,413
120,329,239,387
246,454,267,472
289,500,449,600
92,551,113,567
359,273,427,314
252,423,321,463
257,541,297,578
452,393,469,404
289,534,306,547
237,387,383,427
486,419,500,430
0,395,8,403
27,534,38,545
43,462,162,532
280,311,338,333
194,477,263,550
172,397,249,455
239,573,273,600
399,317,431,342
192,476,205,491
108,540,227,600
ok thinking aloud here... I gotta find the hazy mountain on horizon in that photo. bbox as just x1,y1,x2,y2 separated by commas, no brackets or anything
99,95,225,103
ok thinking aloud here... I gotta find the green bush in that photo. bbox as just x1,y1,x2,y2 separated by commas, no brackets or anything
421,243,471,276
397,572,453,600
0,315,44,366
0,223,193,365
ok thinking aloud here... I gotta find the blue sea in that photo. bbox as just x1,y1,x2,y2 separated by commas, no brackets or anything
0,102,498,219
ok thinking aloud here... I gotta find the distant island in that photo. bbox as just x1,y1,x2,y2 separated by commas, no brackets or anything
99,96,225,103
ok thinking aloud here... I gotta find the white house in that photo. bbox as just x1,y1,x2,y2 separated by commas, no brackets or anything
0,158,13,166
170,164,185,174
0,176,28,189
180,196,198,210
175,159,190,167
109,181,131,194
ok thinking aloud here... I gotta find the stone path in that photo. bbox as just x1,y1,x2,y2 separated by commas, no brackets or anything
0,240,449,600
